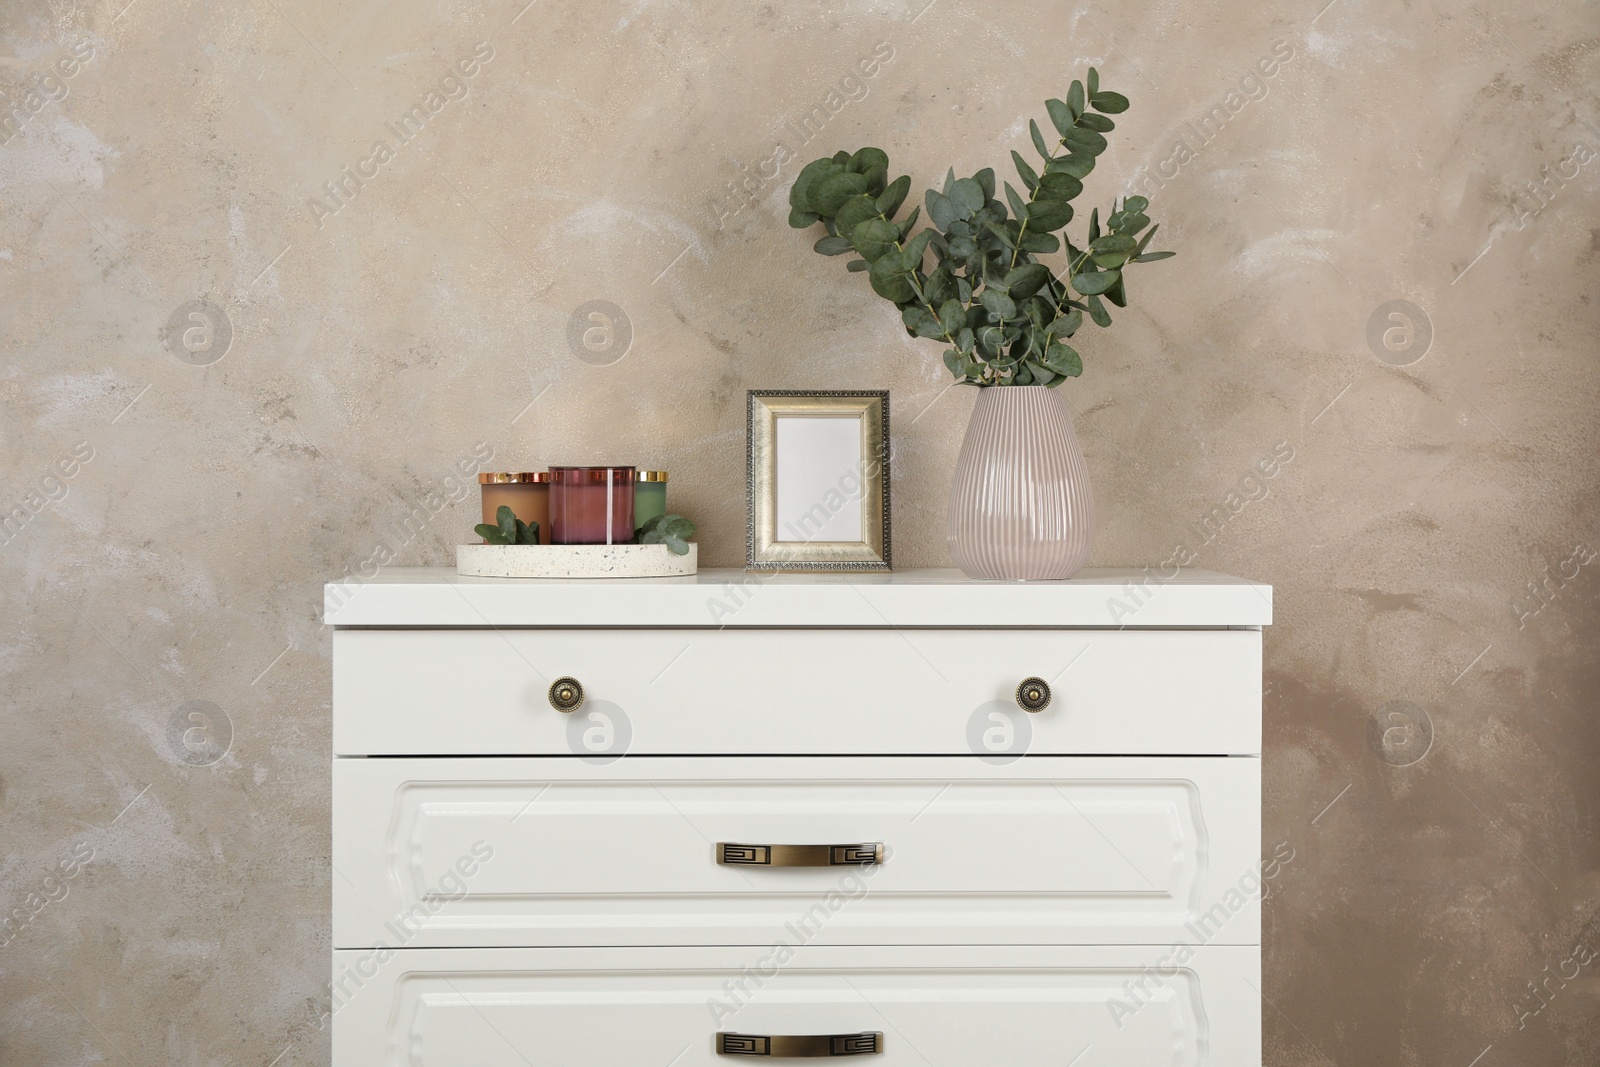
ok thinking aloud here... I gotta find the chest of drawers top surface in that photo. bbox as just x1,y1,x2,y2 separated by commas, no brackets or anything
324,566,1271,628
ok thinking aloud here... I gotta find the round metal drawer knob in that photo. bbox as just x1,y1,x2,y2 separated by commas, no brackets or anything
1016,677,1051,713
548,677,584,713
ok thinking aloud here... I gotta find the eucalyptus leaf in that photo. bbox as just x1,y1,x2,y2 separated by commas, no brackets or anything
1090,234,1136,253
813,235,855,256
974,167,996,200
1018,230,1060,253
834,195,881,235
897,205,921,237
846,258,870,272
1044,343,1082,377
850,218,900,262
1132,222,1160,256
904,228,935,266
1048,309,1084,336
790,157,837,212
951,177,985,213
849,147,889,174
1025,200,1073,231
877,174,911,217
1003,181,1027,220
1090,90,1130,113
1105,272,1127,308
939,299,965,334
869,253,916,302
814,171,870,214
1037,172,1084,200
1011,150,1040,193
1071,269,1120,296
1063,127,1108,155
926,190,958,229
980,289,1017,320
1030,118,1052,159
1087,67,1099,96
1086,293,1112,327
1066,81,1085,120
1133,250,1176,261
1004,263,1050,299
1046,155,1096,180
982,219,1017,249
903,306,943,338
862,164,889,196
1045,97,1072,136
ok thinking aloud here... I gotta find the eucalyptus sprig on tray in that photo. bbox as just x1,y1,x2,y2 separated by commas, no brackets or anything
637,514,696,555
788,68,1173,388
476,505,541,545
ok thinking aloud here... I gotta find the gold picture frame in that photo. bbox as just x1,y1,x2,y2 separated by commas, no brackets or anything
746,390,891,571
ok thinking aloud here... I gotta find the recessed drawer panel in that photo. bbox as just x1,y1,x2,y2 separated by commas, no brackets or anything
332,757,1262,949
332,628,1260,756
330,944,1262,1066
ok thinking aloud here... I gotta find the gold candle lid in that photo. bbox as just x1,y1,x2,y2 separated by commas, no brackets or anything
637,470,669,482
478,472,551,484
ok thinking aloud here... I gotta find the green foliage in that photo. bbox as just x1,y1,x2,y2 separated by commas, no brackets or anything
637,513,696,555
476,505,540,545
788,70,1174,388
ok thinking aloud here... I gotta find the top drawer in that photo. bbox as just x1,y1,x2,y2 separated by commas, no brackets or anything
333,628,1260,756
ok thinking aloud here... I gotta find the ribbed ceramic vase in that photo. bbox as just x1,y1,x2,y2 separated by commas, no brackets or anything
946,385,1095,580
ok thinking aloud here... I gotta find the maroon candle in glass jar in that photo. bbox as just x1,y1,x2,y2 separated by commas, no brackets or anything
549,466,637,544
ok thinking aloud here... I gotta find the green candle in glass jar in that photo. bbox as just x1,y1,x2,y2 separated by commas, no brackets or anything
634,470,668,533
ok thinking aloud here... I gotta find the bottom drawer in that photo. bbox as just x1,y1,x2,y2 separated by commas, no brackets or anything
331,945,1261,1066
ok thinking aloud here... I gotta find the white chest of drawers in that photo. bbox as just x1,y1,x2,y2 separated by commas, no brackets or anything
326,567,1270,1066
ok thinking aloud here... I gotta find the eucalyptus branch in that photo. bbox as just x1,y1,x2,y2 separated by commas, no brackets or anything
787,70,1172,389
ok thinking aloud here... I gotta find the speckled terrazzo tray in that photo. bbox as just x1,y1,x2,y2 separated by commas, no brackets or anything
455,542,697,578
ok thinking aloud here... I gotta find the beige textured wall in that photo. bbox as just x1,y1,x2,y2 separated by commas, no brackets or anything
3,0,1598,1063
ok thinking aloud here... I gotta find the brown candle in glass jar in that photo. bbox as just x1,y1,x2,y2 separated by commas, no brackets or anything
549,466,636,544
478,472,550,543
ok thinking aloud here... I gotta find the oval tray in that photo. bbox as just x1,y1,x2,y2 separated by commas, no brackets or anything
455,542,697,579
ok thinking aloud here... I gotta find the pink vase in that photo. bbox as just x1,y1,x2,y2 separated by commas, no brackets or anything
946,385,1095,580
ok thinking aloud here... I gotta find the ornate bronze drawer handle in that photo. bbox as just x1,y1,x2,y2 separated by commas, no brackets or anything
717,842,885,867
1015,676,1051,712
717,1032,883,1056
547,677,584,712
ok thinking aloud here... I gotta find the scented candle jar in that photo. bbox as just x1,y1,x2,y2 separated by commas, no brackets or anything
549,466,636,544
478,472,550,543
634,470,668,530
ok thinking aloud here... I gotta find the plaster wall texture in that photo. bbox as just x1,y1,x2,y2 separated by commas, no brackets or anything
1,1,1597,1064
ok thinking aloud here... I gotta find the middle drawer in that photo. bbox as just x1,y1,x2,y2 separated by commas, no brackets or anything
332,756,1263,950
